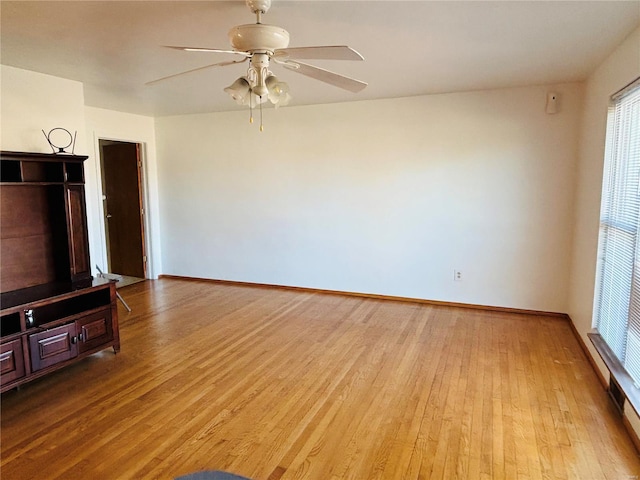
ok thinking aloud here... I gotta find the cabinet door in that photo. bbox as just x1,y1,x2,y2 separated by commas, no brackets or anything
29,324,78,371
77,309,113,353
0,339,26,385
66,185,91,282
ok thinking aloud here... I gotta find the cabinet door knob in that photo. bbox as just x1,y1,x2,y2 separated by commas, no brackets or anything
71,335,78,344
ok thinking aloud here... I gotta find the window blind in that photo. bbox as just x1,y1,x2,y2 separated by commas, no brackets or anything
595,79,640,383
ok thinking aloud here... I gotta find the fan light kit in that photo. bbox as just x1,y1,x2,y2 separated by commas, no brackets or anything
148,0,367,131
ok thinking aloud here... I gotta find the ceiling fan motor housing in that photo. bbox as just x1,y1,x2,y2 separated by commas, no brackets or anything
229,24,290,53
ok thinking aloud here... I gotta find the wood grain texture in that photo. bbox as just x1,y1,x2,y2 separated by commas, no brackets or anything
0,185,63,291
101,142,145,278
66,184,91,281
2,278,639,479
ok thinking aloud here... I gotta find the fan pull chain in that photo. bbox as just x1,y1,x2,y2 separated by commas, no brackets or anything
249,93,254,124
259,98,264,132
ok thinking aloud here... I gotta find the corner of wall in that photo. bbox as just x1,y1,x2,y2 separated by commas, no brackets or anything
566,25,640,441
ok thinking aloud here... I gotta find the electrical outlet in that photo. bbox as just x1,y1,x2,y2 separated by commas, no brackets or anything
454,270,462,281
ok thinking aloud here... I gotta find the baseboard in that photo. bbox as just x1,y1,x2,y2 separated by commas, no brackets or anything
158,274,568,318
565,314,640,455
623,414,640,454
565,314,608,389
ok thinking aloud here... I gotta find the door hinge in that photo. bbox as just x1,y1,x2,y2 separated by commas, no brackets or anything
143,255,147,263
141,207,144,215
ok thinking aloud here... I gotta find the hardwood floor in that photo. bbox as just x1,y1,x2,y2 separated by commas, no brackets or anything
2,278,639,479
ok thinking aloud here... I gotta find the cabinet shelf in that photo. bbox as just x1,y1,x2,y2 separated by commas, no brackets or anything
1,181,65,186
0,153,87,183
0,313,21,338
0,278,111,312
65,162,84,183
27,289,111,328
0,160,22,182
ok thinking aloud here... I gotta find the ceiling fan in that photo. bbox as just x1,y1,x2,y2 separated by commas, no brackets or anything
147,0,367,129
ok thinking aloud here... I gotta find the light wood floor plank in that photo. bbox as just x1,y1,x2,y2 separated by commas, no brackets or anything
2,278,639,479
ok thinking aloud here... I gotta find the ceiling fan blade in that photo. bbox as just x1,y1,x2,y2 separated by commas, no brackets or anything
273,46,364,61
164,46,250,57
280,60,367,93
146,58,248,86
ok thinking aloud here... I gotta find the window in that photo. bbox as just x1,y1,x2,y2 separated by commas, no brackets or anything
594,78,640,385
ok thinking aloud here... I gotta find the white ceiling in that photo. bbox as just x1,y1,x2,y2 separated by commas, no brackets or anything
1,1,638,117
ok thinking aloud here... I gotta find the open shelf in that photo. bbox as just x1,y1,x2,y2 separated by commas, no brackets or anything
1,154,87,184
0,160,22,182
21,161,64,182
27,288,111,327
65,162,84,183
0,184,71,292
0,312,21,337
0,277,111,311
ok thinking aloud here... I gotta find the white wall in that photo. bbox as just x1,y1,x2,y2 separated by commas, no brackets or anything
84,107,162,278
568,27,640,425
156,83,582,312
0,66,162,280
0,65,99,273
0,65,86,154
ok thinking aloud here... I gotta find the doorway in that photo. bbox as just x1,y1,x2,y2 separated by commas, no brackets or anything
99,140,147,280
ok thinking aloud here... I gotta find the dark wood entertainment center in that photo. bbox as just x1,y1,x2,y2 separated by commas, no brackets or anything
0,151,120,392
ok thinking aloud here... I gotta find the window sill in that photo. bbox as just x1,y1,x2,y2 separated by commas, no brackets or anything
589,332,640,418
